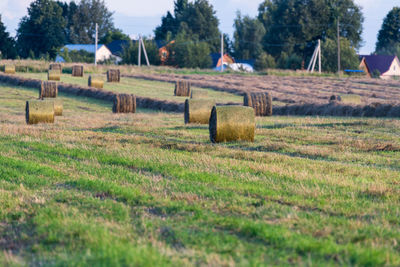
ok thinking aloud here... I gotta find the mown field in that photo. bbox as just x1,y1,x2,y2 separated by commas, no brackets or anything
1,79,400,266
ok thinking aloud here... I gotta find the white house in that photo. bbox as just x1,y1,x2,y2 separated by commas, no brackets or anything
56,44,113,63
359,55,400,79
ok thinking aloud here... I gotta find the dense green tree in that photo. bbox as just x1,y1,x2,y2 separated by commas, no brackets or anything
233,12,266,60
16,0,66,58
322,37,359,72
258,0,363,59
155,0,220,52
254,52,276,70
0,15,17,59
69,0,115,44
100,29,130,45
376,7,400,56
56,1,78,43
121,39,161,66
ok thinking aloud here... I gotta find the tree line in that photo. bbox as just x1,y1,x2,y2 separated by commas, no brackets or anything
0,0,400,72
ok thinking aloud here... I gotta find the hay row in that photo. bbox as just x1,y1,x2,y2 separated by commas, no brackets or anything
88,76,104,89
184,99,216,124
113,94,136,113
25,100,55,124
209,106,255,143
72,65,84,77
107,69,120,82
174,80,191,97
40,81,58,99
48,70,61,81
244,92,273,116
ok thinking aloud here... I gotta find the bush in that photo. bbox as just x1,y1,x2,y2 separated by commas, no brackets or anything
254,52,276,70
121,40,161,66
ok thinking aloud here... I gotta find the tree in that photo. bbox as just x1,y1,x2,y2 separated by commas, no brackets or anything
322,37,359,72
69,0,115,44
56,0,78,43
155,0,220,52
0,15,17,59
376,7,400,56
17,0,66,58
121,39,161,66
100,29,130,45
254,52,276,70
258,0,363,60
233,12,266,60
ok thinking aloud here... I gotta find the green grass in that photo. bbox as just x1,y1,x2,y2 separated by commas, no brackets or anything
1,82,400,266
18,72,243,104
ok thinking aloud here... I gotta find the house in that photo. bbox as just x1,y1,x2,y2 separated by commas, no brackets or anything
56,44,113,63
106,40,130,63
359,55,400,79
211,53,235,70
158,40,175,65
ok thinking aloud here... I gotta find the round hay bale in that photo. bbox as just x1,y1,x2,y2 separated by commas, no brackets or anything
53,99,63,116
25,100,55,124
49,63,62,72
48,70,61,81
209,106,255,143
107,69,120,82
113,94,136,113
329,95,342,102
243,92,272,116
4,65,16,74
184,99,216,124
40,81,58,99
88,76,104,89
190,89,208,99
174,80,191,97
72,65,84,77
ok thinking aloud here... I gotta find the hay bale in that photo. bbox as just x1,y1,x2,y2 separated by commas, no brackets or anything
107,69,120,82
40,81,58,99
113,94,136,113
174,80,191,97
190,90,208,99
329,95,342,102
209,106,255,143
184,99,216,124
48,70,61,81
49,63,62,72
25,100,55,124
72,65,84,77
53,99,63,116
88,76,104,89
4,65,16,74
243,92,273,116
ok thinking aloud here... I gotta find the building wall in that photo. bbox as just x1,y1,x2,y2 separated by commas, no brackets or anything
96,46,113,62
381,57,400,79
358,59,371,78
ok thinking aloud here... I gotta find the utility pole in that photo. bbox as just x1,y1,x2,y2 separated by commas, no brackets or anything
138,35,142,67
318,39,321,74
337,19,341,75
94,23,98,66
141,38,150,66
220,33,224,72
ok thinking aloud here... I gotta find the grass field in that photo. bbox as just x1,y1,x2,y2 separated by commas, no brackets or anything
1,82,400,266
18,72,242,104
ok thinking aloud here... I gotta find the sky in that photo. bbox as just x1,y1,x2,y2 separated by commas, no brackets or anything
0,0,399,54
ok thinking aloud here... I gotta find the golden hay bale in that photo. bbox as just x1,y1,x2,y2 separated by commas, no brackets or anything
39,81,58,99
209,106,255,143
25,100,55,124
190,89,208,99
48,70,61,81
42,98,63,116
174,80,191,97
184,99,216,124
72,65,84,77
88,75,104,89
49,63,62,72
107,69,120,82
113,94,136,113
4,65,16,74
243,92,273,116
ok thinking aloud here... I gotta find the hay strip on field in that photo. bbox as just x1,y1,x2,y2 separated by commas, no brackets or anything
184,99,216,124
40,81,58,99
209,106,255,143
113,94,136,113
72,65,84,77
25,99,55,124
190,90,208,99
244,92,273,116
88,75,104,89
49,63,62,72
48,70,61,81
107,69,120,82
174,80,191,97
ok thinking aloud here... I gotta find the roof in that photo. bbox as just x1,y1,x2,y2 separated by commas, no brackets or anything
63,44,106,53
106,40,131,56
361,55,397,74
